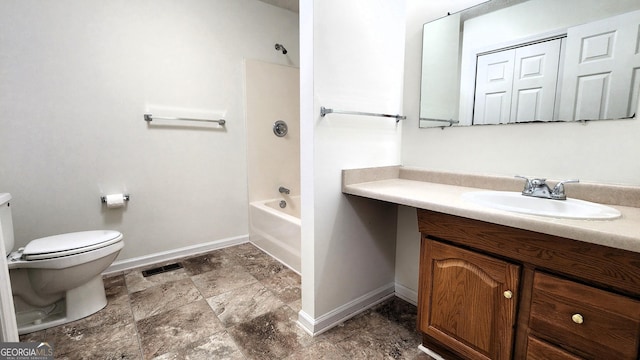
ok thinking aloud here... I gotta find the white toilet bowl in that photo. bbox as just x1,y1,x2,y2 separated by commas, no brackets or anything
1,193,124,334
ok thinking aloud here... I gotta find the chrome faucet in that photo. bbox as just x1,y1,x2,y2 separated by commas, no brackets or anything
515,176,579,200
278,186,290,195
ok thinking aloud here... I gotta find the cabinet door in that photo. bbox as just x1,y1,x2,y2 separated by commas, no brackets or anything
525,336,582,360
418,238,520,360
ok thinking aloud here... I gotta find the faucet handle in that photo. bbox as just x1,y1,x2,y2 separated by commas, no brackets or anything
515,175,534,194
551,179,579,200
530,178,547,186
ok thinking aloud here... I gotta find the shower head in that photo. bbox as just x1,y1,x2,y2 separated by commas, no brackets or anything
275,43,288,55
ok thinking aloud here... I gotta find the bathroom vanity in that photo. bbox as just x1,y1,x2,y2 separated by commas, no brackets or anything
342,166,640,360
417,209,639,359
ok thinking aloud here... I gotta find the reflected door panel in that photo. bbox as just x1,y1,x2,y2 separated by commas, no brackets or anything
559,9,640,120
511,40,562,122
474,50,515,124
474,39,561,124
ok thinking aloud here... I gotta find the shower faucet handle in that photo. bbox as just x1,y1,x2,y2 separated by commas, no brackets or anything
273,120,288,137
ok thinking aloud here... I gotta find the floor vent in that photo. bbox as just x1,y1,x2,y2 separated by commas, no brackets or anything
142,263,183,277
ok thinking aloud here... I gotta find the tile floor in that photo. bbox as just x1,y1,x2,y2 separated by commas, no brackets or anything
19,243,434,360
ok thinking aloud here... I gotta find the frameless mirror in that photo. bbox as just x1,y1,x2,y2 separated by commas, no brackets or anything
419,0,640,128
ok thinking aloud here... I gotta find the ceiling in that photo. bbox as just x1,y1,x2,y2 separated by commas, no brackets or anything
257,0,299,13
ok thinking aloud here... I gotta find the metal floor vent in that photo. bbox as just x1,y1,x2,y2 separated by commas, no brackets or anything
142,262,183,277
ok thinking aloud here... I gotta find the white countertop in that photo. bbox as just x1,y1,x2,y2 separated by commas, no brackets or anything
343,168,640,254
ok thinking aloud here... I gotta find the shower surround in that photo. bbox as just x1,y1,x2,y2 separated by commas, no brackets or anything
245,60,301,272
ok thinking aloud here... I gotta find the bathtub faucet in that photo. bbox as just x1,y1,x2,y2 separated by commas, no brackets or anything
279,186,290,195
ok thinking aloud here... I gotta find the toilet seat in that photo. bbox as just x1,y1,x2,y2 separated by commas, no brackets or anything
22,230,123,260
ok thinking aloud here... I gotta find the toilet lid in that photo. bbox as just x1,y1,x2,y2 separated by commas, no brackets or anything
23,230,123,260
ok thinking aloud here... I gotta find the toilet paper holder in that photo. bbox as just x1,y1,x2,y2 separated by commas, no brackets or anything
100,194,130,204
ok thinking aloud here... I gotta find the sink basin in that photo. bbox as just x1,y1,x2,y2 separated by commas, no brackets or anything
462,191,621,220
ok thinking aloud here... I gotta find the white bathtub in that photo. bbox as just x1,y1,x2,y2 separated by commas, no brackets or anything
249,196,301,273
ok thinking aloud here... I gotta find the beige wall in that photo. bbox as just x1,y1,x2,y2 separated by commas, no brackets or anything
0,0,299,261
246,60,300,203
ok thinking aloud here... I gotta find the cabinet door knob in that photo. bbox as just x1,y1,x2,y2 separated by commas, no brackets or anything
571,313,584,324
503,290,513,299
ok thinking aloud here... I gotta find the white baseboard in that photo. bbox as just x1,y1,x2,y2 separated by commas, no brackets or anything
394,283,418,306
418,345,446,360
103,235,249,275
297,282,395,336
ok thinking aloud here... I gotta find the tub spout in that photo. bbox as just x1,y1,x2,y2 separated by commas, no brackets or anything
279,186,290,195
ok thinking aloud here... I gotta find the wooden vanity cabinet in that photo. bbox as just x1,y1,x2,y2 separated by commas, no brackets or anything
418,239,520,360
417,209,640,360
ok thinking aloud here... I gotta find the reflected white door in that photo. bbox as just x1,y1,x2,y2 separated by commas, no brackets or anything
474,50,515,124
510,40,562,123
559,9,640,121
474,39,562,124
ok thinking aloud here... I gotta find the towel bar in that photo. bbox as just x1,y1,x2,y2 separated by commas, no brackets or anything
320,106,406,123
144,114,226,126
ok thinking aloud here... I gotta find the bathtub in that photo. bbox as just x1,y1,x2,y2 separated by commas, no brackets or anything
249,196,301,273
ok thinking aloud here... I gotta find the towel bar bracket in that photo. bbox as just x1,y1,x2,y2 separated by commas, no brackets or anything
419,117,459,127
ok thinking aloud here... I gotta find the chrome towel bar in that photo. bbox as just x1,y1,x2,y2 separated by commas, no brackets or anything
419,118,460,127
144,114,226,126
321,106,406,123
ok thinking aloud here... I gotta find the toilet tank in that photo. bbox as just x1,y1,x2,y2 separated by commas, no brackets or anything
0,193,15,255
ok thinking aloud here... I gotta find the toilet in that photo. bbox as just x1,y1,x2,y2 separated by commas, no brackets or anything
0,193,124,334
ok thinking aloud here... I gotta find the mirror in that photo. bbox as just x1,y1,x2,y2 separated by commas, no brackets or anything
419,0,640,128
